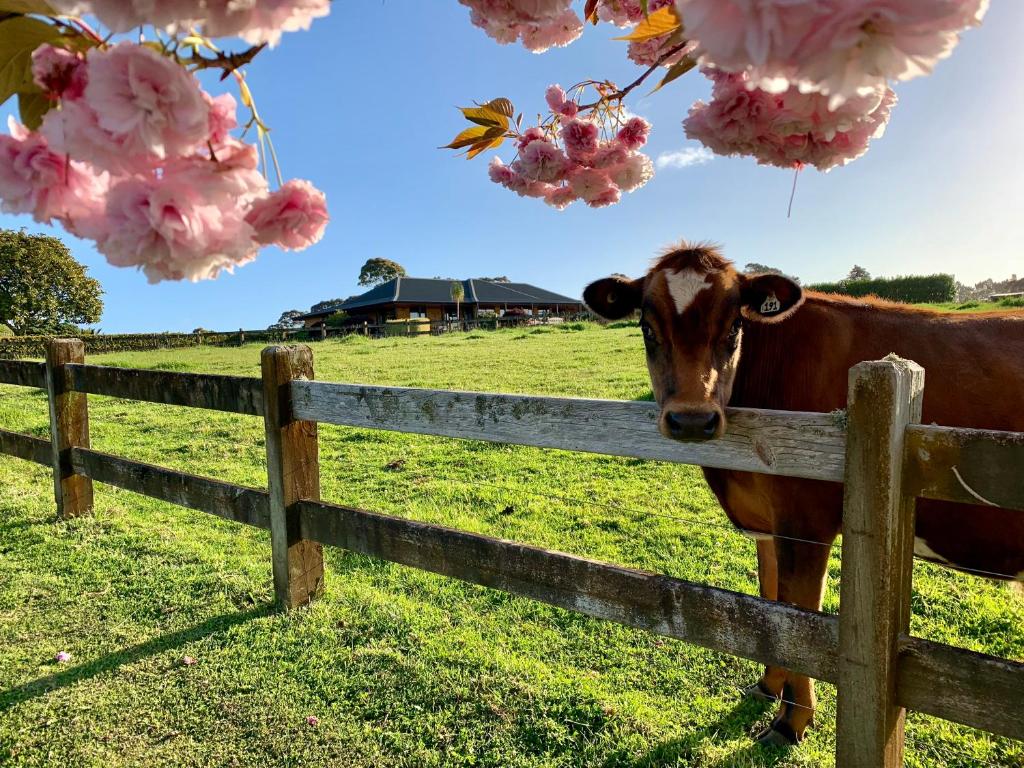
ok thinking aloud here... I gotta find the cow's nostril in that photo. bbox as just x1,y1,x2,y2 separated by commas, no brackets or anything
703,410,721,436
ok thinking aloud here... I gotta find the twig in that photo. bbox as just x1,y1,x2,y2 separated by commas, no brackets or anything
577,40,691,111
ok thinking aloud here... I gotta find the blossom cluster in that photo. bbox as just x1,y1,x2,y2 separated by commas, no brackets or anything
457,0,583,53
683,69,896,171
488,85,653,209
48,0,331,47
0,43,327,283
676,0,988,107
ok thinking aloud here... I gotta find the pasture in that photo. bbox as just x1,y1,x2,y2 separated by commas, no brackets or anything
0,324,1021,767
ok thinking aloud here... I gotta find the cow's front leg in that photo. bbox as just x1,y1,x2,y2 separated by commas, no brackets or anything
755,537,832,746
744,538,787,700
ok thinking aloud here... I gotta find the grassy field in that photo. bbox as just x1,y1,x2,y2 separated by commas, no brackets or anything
0,324,1021,768
917,297,1024,313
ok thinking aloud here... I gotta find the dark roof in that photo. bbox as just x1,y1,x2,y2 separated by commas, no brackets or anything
300,277,580,318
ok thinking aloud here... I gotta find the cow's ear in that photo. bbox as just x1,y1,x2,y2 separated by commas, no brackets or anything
740,273,804,323
584,276,643,321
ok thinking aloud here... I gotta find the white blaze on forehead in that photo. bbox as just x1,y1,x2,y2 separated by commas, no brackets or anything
665,268,715,315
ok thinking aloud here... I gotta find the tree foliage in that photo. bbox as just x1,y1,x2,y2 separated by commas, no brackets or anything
269,309,304,330
310,298,345,314
846,265,872,282
0,229,103,335
450,281,465,320
358,258,406,286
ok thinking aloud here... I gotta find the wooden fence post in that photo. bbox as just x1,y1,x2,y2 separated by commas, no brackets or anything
261,345,324,609
45,338,93,518
836,356,924,768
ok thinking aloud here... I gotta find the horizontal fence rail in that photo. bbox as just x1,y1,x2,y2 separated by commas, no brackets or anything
905,424,1024,512
291,382,848,482
0,360,46,389
1,342,1023,764
65,364,264,416
0,428,50,466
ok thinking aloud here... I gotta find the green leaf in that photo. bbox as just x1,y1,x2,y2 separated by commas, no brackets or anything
640,0,649,16
17,87,51,129
613,5,681,42
649,55,697,94
442,125,496,150
460,106,508,129
0,16,61,108
0,1,55,13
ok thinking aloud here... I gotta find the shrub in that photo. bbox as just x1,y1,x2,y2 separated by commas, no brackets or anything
807,273,956,303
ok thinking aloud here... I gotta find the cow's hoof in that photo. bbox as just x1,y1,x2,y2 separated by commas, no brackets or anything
742,680,780,701
755,721,800,747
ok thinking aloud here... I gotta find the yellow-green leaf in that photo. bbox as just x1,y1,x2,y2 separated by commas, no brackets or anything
17,87,51,129
613,5,681,42
481,97,514,118
460,106,508,129
465,135,503,160
237,77,253,107
443,125,493,150
0,16,60,108
0,1,54,13
649,55,696,94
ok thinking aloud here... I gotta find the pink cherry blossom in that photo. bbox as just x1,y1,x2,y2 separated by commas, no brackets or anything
204,0,332,48
0,119,107,226
55,651,71,663
589,141,629,170
610,152,654,192
181,655,197,666
488,156,517,185
543,185,577,210
245,180,328,251
676,0,988,106
560,119,599,162
569,167,615,204
206,93,239,147
516,126,547,150
460,0,582,52
97,173,259,283
514,139,570,183
616,116,651,150
587,186,622,208
306,716,320,726
684,68,896,171
31,44,87,100
82,43,209,165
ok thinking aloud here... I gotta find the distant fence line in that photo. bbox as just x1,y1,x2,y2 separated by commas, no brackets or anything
1,341,1022,768
0,316,590,359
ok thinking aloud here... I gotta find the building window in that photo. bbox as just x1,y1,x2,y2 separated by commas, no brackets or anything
409,306,428,319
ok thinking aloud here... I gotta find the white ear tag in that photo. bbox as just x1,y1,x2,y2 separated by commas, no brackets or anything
760,292,781,314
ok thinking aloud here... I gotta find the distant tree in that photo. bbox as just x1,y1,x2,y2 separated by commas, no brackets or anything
846,265,872,282
358,258,407,286
0,230,102,336
450,281,465,320
269,309,304,330
310,298,345,314
744,262,783,275
192,327,212,334
476,275,510,282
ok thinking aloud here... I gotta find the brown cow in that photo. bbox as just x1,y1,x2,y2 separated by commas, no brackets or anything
584,242,1024,746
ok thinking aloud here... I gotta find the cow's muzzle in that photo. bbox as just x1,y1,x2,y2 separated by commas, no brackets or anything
661,407,723,441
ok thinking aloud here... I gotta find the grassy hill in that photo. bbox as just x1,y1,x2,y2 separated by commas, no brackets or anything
0,324,1021,767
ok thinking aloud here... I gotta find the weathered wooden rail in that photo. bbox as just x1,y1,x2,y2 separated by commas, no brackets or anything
0,339,1021,767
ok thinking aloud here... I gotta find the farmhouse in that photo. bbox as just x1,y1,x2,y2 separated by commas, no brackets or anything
297,277,583,327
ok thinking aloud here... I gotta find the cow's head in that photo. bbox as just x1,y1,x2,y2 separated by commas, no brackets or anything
584,243,803,441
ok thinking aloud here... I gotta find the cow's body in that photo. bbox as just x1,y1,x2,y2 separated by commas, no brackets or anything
583,244,1024,746
710,292,1024,580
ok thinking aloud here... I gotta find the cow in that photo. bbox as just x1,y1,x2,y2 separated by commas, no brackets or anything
583,242,1024,746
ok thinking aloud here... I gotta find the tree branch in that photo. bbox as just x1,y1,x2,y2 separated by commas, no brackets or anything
577,40,692,111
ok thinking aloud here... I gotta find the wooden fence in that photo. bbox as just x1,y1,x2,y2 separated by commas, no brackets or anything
0,339,1022,767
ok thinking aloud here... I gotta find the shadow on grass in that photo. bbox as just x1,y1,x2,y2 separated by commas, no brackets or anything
0,604,273,711
604,695,791,768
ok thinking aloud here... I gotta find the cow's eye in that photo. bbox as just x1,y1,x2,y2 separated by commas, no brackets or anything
725,318,742,350
640,321,657,346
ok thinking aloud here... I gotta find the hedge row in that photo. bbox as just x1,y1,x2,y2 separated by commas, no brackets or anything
0,330,291,360
806,274,956,303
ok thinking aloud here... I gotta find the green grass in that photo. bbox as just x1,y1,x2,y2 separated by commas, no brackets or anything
918,297,1024,313
1,326,1021,767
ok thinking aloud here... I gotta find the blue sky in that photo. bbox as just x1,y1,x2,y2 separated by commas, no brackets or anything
3,2,1022,333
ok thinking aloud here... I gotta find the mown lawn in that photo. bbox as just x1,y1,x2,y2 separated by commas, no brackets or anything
0,324,1021,768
